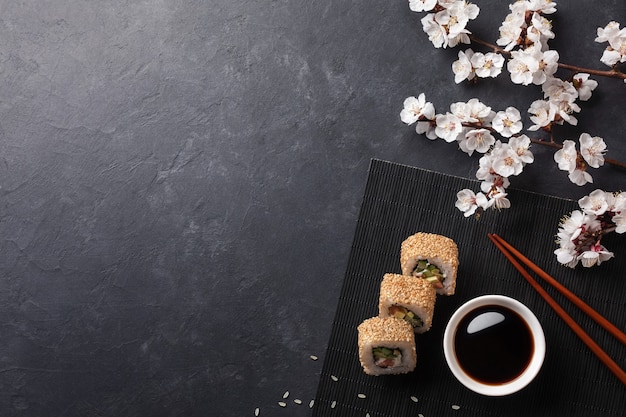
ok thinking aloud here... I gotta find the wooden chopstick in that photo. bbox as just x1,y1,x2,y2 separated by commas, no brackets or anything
491,233,626,347
487,233,626,386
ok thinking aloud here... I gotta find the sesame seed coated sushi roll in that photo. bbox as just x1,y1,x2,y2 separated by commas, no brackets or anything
357,316,417,376
378,273,436,334
400,232,459,295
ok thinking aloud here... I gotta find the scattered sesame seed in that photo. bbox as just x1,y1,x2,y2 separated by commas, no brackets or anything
278,402,287,408
310,355,318,361
357,393,366,399
410,396,419,403
309,399,315,408
331,400,337,408
331,375,339,381
418,414,425,417
452,405,461,410
254,407,259,416
282,391,289,399
366,413,371,417
294,399,302,405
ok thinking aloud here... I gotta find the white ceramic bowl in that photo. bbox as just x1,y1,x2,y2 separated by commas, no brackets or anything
443,295,546,396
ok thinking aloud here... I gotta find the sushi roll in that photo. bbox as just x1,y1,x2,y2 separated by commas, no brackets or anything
378,273,436,334
357,316,417,375
400,232,459,295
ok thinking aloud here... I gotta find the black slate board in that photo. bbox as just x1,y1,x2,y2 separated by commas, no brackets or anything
313,159,626,417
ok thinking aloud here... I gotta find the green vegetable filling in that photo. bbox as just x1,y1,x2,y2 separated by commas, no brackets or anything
389,305,423,329
412,259,445,288
372,347,402,368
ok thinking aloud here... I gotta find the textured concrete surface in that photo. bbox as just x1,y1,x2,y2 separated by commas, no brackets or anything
0,0,624,416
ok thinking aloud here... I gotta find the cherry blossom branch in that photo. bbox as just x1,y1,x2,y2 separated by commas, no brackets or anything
468,35,626,80
458,119,626,170
529,138,626,169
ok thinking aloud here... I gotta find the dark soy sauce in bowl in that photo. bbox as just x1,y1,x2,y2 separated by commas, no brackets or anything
454,304,534,385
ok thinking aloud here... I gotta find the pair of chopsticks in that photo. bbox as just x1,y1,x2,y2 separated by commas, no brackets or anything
488,233,626,386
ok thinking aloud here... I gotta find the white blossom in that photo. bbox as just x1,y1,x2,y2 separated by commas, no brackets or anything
465,98,494,123
452,49,475,84
459,128,495,156
558,210,600,242
542,77,578,102
421,14,448,48
450,101,473,122
491,190,511,209
554,140,577,172
533,49,559,85
508,134,534,164
595,21,626,66
608,191,626,213
579,133,606,168
508,48,540,85
471,52,504,78
497,11,525,51
527,12,555,46
554,242,578,267
435,112,463,142
595,21,622,44
542,78,580,125
600,48,622,66
491,142,523,177
572,73,598,101
442,1,480,38
578,189,609,216
527,0,557,14
455,189,491,217
476,153,495,181
400,94,436,125
476,153,510,193
579,243,614,267
409,0,438,13
527,99,555,130
568,168,593,186
491,107,523,137
416,121,438,139
614,212,626,234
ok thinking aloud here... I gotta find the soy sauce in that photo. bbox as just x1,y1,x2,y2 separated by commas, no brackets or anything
454,304,534,385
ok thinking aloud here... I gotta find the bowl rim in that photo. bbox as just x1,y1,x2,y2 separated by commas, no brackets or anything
443,294,546,396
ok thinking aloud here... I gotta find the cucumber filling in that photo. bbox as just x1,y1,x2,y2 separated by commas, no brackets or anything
411,259,445,289
372,346,402,368
389,305,423,329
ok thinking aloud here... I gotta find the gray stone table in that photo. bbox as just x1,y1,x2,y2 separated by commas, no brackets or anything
0,1,624,416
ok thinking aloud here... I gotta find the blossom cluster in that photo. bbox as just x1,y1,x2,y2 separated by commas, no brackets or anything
401,94,534,216
414,0,479,48
402,0,625,266
596,21,626,70
553,133,606,186
452,49,504,83
555,190,626,268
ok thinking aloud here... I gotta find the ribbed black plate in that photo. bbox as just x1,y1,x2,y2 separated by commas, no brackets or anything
313,159,626,417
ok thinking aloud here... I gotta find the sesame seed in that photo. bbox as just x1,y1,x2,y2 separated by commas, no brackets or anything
418,414,425,417
331,375,339,381
254,407,259,416
278,402,286,407
357,393,366,399
452,404,461,410
309,399,315,408
282,391,289,399
410,396,419,402
294,399,302,405
310,355,318,361
331,400,337,408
